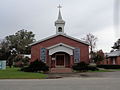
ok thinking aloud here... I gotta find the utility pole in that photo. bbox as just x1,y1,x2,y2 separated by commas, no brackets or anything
114,0,120,39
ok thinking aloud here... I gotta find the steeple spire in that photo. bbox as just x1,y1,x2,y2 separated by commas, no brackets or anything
58,4,62,20
55,4,65,34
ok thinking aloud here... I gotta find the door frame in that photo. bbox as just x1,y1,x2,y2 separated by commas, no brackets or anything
55,54,65,67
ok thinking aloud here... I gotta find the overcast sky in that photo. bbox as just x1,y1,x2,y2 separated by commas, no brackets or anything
0,0,120,52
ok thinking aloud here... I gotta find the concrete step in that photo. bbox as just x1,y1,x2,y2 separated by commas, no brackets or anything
50,68,73,73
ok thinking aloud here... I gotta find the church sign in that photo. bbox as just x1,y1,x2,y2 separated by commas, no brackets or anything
74,48,80,63
40,48,47,63
0,60,6,70
0,61,2,69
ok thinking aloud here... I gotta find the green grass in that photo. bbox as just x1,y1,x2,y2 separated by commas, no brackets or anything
88,69,112,72
90,69,120,72
74,69,112,73
0,67,47,79
110,69,120,71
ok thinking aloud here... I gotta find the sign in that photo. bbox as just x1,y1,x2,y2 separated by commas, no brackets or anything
0,61,2,69
0,60,6,70
40,48,46,63
74,48,80,63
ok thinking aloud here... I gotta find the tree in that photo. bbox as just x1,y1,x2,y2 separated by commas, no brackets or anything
92,50,104,63
82,33,98,62
0,39,10,60
0,29,35,67
5,29,35,54
6,29,35,67
112,38,120,50
82,33,98,53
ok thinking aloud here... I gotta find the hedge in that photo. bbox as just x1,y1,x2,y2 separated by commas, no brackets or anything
72,62,99,71
21,59,49,72
97,65,120,69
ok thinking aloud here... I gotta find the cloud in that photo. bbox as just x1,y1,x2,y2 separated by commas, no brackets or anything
93,26,115,52
0,0,119,52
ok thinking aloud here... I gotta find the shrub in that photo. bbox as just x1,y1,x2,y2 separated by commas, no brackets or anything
21,59,49,72
87,66,99,71
97,65,120,69
72,61,99,71
13,61,24,67
14,55,29,67
72,61,88,72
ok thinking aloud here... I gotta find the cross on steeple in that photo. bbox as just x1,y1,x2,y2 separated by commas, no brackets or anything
55,4,65,34
57,4,62,20
57,4,62,10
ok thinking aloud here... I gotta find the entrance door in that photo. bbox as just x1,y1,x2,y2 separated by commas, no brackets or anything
56,54,65,66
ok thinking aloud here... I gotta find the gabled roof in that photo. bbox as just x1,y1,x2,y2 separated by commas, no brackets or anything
29,34,89,46
106,50,120,57
55,5,65,25
47,43,75,50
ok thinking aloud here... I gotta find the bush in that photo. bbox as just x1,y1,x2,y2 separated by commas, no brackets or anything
72,61,99,71
87,66,99,71
13,61,24,67
14,55,29,67
21,59,49,72
72,62,88,72
97,65,120,69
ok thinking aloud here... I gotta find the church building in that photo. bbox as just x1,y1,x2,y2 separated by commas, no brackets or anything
30,6,89,73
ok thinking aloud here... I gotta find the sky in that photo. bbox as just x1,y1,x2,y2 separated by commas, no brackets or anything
0,0,120,52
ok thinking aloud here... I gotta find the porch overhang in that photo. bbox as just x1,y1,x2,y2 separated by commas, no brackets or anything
47,43,75,55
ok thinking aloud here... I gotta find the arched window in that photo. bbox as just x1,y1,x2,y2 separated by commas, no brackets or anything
58,27,62,32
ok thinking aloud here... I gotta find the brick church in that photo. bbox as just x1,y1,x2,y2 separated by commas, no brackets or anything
30,6,89,73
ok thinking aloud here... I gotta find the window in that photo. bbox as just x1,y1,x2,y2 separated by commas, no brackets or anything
58,27,62,32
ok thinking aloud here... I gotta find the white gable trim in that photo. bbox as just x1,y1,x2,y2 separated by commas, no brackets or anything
47,43,75,50
47,43,74,55
29,34,89,46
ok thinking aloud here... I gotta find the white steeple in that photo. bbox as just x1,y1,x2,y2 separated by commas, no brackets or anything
55,5,65,34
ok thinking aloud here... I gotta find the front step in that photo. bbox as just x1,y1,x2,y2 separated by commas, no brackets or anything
50,68,73,73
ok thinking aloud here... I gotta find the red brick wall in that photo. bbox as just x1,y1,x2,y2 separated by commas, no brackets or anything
101,57,120,65
31,35,89,63
116,57,120,64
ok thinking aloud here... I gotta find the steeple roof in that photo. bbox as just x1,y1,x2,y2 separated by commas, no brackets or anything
55,5,65,25
58,9,62,20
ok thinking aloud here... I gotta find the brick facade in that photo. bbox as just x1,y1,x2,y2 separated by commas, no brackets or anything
99,57,120,65
30,35,89,71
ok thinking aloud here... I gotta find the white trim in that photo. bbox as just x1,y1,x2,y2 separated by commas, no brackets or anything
29,34,89,46
48,43,74,55
47,43,75,50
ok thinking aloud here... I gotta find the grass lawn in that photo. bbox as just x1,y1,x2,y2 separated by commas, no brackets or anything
89,69,120,72
109,69,120,71
73,69,112,73
0,67,47,79
88,69,112,72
